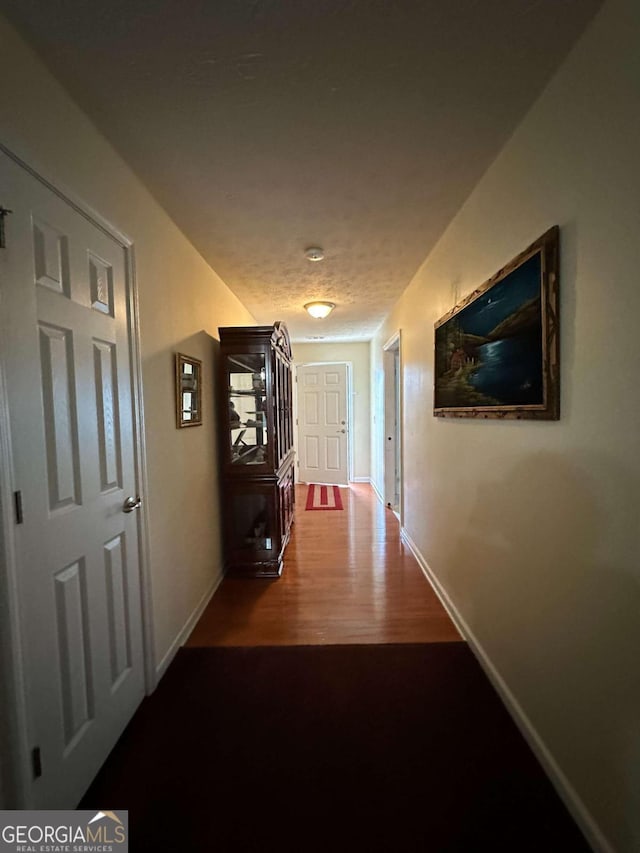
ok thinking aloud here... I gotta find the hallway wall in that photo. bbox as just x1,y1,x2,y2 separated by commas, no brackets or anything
372,1,640,850
0,16,255,674
292,341,371,481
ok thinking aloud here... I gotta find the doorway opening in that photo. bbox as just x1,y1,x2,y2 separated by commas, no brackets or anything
383,332,402,519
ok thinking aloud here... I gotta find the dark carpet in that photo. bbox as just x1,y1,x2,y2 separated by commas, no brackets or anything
81,643,590,852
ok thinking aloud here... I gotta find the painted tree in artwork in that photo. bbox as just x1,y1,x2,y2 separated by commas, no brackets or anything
435,318,462,377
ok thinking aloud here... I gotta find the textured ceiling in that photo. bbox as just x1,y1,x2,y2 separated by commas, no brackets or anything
1,0,600,341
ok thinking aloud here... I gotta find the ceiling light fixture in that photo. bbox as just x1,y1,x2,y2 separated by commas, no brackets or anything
304,301,335,319
305,247,325,262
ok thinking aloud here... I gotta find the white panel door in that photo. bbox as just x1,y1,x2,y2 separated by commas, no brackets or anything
0,151,145,807
383,338,402,513
297,363,348,485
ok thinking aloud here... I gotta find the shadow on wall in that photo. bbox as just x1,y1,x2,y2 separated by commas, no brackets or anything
175,330,224,553
142,330,223,576
449,451,640,850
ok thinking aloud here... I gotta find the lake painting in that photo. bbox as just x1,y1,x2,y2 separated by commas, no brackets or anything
434,227,560,419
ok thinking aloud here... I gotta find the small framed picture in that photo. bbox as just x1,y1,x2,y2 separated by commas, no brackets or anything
175,353,203,428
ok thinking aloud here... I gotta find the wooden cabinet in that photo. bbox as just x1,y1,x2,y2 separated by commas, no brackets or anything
218,322,295,577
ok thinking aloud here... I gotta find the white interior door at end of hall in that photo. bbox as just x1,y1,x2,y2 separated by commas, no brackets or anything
0,152,145,808
297,363,348,485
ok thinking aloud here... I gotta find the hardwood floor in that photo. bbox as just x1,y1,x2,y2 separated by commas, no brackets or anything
187,482,462,646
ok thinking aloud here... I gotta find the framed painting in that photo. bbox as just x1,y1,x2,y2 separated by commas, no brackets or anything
434,226,559,419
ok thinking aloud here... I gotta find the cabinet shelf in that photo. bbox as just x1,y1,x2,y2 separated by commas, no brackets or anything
234,446,261,462
228,355,264,373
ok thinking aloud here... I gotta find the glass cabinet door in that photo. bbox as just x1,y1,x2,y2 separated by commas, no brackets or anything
227,353,268,465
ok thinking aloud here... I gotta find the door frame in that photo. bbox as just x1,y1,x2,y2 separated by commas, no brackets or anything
293,361,353,484
383,331,403,522
0,143,155,808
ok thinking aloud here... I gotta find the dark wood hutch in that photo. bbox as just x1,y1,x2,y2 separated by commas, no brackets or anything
218,322,295,577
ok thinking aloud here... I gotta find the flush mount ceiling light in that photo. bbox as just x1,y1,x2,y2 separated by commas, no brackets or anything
304,301,335,319
305,247,325,262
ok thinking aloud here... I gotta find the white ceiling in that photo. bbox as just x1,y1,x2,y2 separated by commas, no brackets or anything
1,0,600,341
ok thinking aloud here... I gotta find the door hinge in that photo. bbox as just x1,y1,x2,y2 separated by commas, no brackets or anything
14,491,23,525
32,746,42,779
0,206,13,249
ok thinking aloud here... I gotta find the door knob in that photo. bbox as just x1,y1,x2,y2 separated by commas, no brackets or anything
337,429,346,433
123,495,142,513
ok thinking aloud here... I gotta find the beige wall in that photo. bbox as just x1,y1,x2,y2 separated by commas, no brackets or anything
0,17,256,672
292,342,370,481
372,1,640,850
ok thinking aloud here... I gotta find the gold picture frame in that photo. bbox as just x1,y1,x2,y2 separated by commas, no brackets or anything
175,353,203,428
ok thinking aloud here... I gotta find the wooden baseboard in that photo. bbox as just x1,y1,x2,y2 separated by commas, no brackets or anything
400,526,614,853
